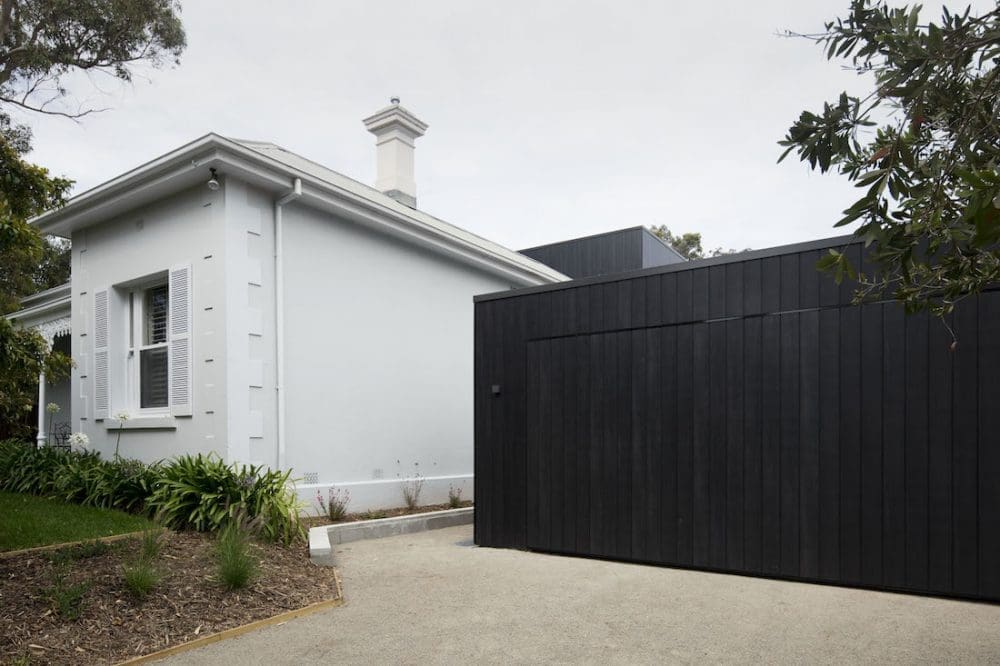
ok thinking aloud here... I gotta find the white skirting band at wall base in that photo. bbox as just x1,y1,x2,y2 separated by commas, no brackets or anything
294,473,474,516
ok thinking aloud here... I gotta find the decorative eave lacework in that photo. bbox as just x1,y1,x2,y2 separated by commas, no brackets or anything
35,316,71,345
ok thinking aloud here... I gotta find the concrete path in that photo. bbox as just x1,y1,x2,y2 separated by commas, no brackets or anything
166,525,1000,664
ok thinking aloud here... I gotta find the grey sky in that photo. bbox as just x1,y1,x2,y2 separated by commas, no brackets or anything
14,1,943,252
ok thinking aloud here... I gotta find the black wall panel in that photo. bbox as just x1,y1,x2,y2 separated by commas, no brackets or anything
475,236,1000,602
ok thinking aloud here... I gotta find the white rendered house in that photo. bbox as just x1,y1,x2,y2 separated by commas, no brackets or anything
15,101,566,510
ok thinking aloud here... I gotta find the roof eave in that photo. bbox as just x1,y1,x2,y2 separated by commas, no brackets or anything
31,135,566,286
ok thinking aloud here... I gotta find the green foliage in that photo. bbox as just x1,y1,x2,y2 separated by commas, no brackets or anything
647,225,749,260
215,523,258,591
58,456,161,513
121,529,163,598
74,538,111,559
0,319,71,438
360,508,388,520
146,454,303,544
46,539,112,566
47,570,89,620
0,0,186,118
779,2,1000,315
0,440,158,511
0,104,73,441
138,528,162,561
0,442,304,544
0,114,72,309
34,235,71,291
0,0,188,435
122,557,161,598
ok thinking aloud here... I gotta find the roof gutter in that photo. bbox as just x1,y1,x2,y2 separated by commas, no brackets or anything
32,135,565,286
275,177,302,471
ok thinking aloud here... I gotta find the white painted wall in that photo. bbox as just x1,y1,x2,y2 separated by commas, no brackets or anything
221,178,278,468
70,184,229,462
282,202,514,512
63,170,526,515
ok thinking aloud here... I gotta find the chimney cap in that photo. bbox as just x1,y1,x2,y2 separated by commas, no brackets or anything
363,100,428,138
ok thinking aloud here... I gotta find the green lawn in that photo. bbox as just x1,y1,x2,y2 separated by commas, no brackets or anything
0,491,155,552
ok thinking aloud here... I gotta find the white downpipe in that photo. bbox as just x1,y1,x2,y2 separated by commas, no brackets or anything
36,370,46,447
275,178,302,470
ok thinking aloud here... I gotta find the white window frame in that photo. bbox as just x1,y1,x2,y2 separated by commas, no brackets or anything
125,279,170,416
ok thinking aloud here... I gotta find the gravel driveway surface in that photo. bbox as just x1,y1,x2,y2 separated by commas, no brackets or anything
165,524,1000,664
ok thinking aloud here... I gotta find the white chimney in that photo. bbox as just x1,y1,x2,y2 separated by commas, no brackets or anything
362,97,428,208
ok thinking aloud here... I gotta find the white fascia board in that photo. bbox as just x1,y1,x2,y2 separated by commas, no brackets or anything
8,293,72,327
214,140,567,286
31,134,567,286
31,135,291,237
19,282,71,308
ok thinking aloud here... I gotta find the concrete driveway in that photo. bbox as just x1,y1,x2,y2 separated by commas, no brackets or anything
166,524,1000,664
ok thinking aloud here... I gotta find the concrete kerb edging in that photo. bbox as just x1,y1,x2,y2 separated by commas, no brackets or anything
309,507,474,564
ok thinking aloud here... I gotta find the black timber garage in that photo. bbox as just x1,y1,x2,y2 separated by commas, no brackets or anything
474,235,1000,602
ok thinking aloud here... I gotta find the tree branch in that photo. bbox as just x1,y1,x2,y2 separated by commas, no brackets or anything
0,94,107,120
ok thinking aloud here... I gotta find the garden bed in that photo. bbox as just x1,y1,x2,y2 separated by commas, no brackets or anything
0,530,340,665
302,500,473,529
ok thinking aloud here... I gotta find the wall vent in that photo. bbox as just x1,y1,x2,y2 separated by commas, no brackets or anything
303,472,318,484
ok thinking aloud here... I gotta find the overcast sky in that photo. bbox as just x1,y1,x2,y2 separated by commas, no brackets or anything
14,1,938,252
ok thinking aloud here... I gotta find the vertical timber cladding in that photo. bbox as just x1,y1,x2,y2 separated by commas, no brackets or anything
474,236,1000,602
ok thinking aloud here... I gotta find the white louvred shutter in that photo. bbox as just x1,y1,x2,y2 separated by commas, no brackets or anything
93,288,110,420
168,264,193,416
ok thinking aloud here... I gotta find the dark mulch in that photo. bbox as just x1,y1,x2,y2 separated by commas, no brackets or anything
302,500,474,528
0,531,340,665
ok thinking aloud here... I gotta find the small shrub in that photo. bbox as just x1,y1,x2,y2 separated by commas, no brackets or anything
147,454,303,544
0,440,74,495
122,558,161,599
216,523,258,591
360,508,388,520
0,443,304,543
46,539,112,566
139,528,162,561
315,487,350,522
75,539,112,559
447,484,463,509
120,529,164,598
397,462,423,510
48,571,89,620
77,457,161,512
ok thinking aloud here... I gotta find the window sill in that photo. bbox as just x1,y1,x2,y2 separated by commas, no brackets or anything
101,416,177,430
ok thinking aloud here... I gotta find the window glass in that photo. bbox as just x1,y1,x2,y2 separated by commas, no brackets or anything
144,285,168,345
140,346,168,408
131,281,169,410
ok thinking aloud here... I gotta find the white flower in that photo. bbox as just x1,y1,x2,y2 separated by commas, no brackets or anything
115,411,130,422
68,432,90,452
46,402,60,414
